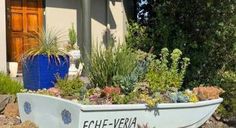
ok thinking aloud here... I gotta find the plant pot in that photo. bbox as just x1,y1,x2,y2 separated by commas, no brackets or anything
22,55,70,90
8,62,18,77
68,50,80,60
68,50,81,76
17,93,223,128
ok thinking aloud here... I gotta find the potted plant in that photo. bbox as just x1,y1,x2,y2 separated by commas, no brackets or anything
67,23,78,51
66,24,82,76
22,29,70,90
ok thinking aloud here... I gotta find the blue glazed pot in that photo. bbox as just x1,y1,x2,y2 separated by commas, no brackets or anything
23,55,70,90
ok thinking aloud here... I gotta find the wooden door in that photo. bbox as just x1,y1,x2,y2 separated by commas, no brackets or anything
6,0,43,72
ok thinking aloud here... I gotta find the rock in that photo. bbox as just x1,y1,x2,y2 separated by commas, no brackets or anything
0,95,15,113
0,125,12,128
7,117,21,125
0,115,21,126
213,113,221,121
0,120,37,128
4,103,19,118
0,115,9,126
13,120,38,128
201,116,230,128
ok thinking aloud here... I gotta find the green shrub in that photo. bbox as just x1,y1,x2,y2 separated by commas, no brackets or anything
126,22,153,52
146,48,190,92
0,73,22,95
126,0,236,87
56,77,84,97
86,45,137,89
127,0,236,118
215,70,236,118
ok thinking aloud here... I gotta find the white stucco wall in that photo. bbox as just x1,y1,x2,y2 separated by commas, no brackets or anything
45,0,127,50
91,0,127,49
109,1,127,44
91,0,107,48
45,0,82,48
0,0,7,72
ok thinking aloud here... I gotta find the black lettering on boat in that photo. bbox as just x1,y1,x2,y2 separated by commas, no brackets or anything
89,120,95,128
95,120,102,128
123,118,129,128
114,119,120,128
83,121,89,128
118,118,124,128
130,117,137,128
102,119,108,128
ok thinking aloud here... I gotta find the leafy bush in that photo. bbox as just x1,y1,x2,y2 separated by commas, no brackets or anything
126,0,236,87
216,70,236,118
56,77,84,98
146,48,190,92
86,45,137,90
0,73,22,95
127,0,236,118
126,22,152,53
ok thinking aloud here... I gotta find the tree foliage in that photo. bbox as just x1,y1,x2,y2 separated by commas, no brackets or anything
126,0,236,118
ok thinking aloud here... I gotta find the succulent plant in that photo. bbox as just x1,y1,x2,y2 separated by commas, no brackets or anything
146,48,190,93
193,86,224,101
184,89,199,102
113,59,149,94
101,86,121,97
169,92,189,103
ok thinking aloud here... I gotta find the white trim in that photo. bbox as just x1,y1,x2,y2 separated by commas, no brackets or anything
0,0,7,73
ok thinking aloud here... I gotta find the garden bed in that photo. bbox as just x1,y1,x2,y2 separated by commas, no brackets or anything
17,93,223,128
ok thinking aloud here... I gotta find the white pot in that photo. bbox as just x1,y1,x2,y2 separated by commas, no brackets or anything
17,93,223,128
68,50,81,60
8,62,18,77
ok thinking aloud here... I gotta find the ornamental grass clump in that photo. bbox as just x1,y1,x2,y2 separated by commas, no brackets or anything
86,45,138,93
146,48,190,92
23,29,68,61
0,72,22,95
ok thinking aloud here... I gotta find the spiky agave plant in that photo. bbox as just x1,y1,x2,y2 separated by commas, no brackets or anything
22,28,68,63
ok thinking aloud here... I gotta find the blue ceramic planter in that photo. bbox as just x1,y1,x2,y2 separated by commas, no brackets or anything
23,55,70,90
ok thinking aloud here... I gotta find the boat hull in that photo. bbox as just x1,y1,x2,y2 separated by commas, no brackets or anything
17,93,223,128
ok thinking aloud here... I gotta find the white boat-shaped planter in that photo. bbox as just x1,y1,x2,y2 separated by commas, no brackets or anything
17,93,223,128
